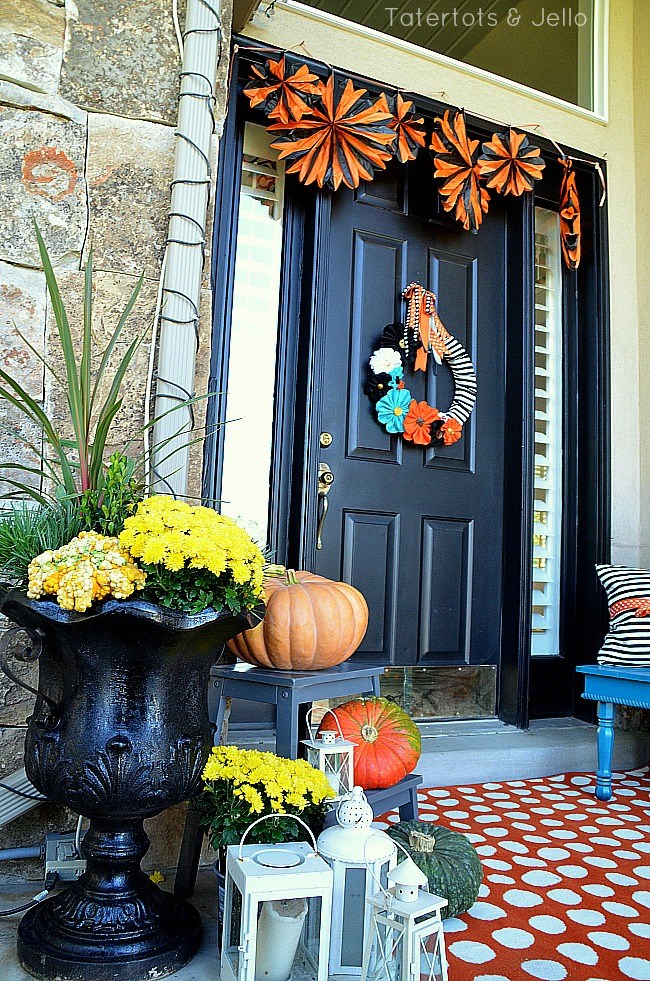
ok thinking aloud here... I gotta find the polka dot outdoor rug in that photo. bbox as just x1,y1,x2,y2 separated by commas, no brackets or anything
378,764,650,981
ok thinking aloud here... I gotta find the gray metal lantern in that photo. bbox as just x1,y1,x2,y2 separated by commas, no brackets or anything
221,815,333,981
302,708,355,798
317,787,397,978
361,855,449,981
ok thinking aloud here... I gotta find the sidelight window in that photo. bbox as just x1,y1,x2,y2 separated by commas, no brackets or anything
218,123,285,544
531,208,563,657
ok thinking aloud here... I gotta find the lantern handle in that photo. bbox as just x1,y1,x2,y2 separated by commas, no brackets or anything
363,835,415,908
238,813,318,861
363,833,395,907
305,706,345,742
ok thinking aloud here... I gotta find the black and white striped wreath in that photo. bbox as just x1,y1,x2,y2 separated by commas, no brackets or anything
365,288,477,448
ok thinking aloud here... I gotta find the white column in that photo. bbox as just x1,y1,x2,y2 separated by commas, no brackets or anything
152,0,222,496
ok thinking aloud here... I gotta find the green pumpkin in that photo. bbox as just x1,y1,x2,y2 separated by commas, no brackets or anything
388,820,482,918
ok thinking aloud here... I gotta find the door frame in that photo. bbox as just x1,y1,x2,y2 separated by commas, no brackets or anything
203,37,611,728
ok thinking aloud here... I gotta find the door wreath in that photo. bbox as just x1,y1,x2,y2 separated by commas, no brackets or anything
366,284,477,447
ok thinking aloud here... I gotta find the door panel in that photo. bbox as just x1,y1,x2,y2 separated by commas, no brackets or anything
347,230,406,462
419,516,474,662
341,510,400,660
303,164,508,669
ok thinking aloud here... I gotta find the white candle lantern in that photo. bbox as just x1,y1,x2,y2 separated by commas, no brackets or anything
361,854,449,981
221,815,333,981
301,708,355,798
317,786,397,978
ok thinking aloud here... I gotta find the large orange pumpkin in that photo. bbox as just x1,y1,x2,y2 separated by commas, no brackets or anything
226,568,369,670
318,696,421,789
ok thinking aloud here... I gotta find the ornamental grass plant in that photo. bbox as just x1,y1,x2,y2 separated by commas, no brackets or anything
199,746,334,849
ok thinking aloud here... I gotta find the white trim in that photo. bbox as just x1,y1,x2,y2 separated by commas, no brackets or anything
279,0,609,124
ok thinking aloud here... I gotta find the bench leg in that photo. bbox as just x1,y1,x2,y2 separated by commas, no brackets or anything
399,785,419,821
276,690,300,759
174,802,204,899
596,700,615,802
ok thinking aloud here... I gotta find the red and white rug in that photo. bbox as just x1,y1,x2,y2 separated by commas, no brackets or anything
380,765,650,981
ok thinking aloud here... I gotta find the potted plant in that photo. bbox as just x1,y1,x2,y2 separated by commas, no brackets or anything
0,231,265,980
199,745,333,928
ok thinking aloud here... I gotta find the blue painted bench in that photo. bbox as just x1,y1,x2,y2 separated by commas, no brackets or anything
576,663,650,801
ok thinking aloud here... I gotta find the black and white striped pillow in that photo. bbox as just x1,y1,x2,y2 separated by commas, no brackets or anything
596,564,650,666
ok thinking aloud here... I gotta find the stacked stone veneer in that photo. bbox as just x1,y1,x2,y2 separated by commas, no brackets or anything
0,0,232,875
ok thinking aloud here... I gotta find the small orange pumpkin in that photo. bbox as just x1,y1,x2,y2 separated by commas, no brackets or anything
226,567,369,671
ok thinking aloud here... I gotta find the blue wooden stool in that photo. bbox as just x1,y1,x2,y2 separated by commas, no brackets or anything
208,660,384,759
577,663,650,801
176,660,421,898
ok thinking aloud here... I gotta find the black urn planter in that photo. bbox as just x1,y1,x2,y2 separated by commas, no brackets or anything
0,590,252,981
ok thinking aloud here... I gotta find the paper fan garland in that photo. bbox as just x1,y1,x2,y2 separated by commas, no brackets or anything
244,57,322,124
430,110,490,232
387,93,427,164
478,128,545,196
241,53,599,267
269,75,397,190
559,157,581,270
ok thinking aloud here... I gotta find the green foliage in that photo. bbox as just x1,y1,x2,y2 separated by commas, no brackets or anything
0,226,145,505
80,452,143,537
0,500,84,589
139,564,261,616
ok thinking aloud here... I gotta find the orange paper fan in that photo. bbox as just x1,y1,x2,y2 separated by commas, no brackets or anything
388,93,426,164
430,110,490,232
269,75,397,191
478,128,545,196
559,158,581,270
244,57,321,124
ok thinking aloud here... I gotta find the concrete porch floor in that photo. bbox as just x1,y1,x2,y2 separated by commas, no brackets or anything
0,717,648,979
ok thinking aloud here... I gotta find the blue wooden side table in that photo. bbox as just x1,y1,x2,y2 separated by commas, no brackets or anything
576,663,650,801
208,660,384,759
175,660,419,898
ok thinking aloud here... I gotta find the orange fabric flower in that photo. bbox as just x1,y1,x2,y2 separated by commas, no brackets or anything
440,418,462,445
403,400,440,445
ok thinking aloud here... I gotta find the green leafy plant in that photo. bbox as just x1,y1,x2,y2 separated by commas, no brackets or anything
80,452,142,537
0,227,144,506
0,500,84,589
0,227,209,512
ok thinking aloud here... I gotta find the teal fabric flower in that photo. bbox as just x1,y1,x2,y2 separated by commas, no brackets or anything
376,388,412,433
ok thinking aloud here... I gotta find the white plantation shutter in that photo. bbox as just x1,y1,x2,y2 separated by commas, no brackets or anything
531,209,563,657
240,124,285,220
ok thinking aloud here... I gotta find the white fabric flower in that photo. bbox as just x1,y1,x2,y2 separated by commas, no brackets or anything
369,347,402,376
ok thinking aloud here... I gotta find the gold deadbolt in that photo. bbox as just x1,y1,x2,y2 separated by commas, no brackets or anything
320,432,333,448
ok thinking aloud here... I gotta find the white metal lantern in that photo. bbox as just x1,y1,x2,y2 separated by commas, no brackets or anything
221,815,333,981
361,854,449,981
301,708,355,798
317,786,397,978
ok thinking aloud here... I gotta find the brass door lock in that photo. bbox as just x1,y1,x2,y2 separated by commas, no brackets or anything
320,432,333,448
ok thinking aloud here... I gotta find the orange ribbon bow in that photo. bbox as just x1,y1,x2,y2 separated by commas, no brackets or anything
402,283,451,371
609,597,650,620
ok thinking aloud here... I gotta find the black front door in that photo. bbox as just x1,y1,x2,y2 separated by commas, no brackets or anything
294,167,509,670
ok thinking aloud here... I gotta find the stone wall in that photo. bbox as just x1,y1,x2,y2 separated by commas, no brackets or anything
0,0,232,876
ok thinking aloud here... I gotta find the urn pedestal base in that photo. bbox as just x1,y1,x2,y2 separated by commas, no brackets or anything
17,820,202,981
18,894,201,981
